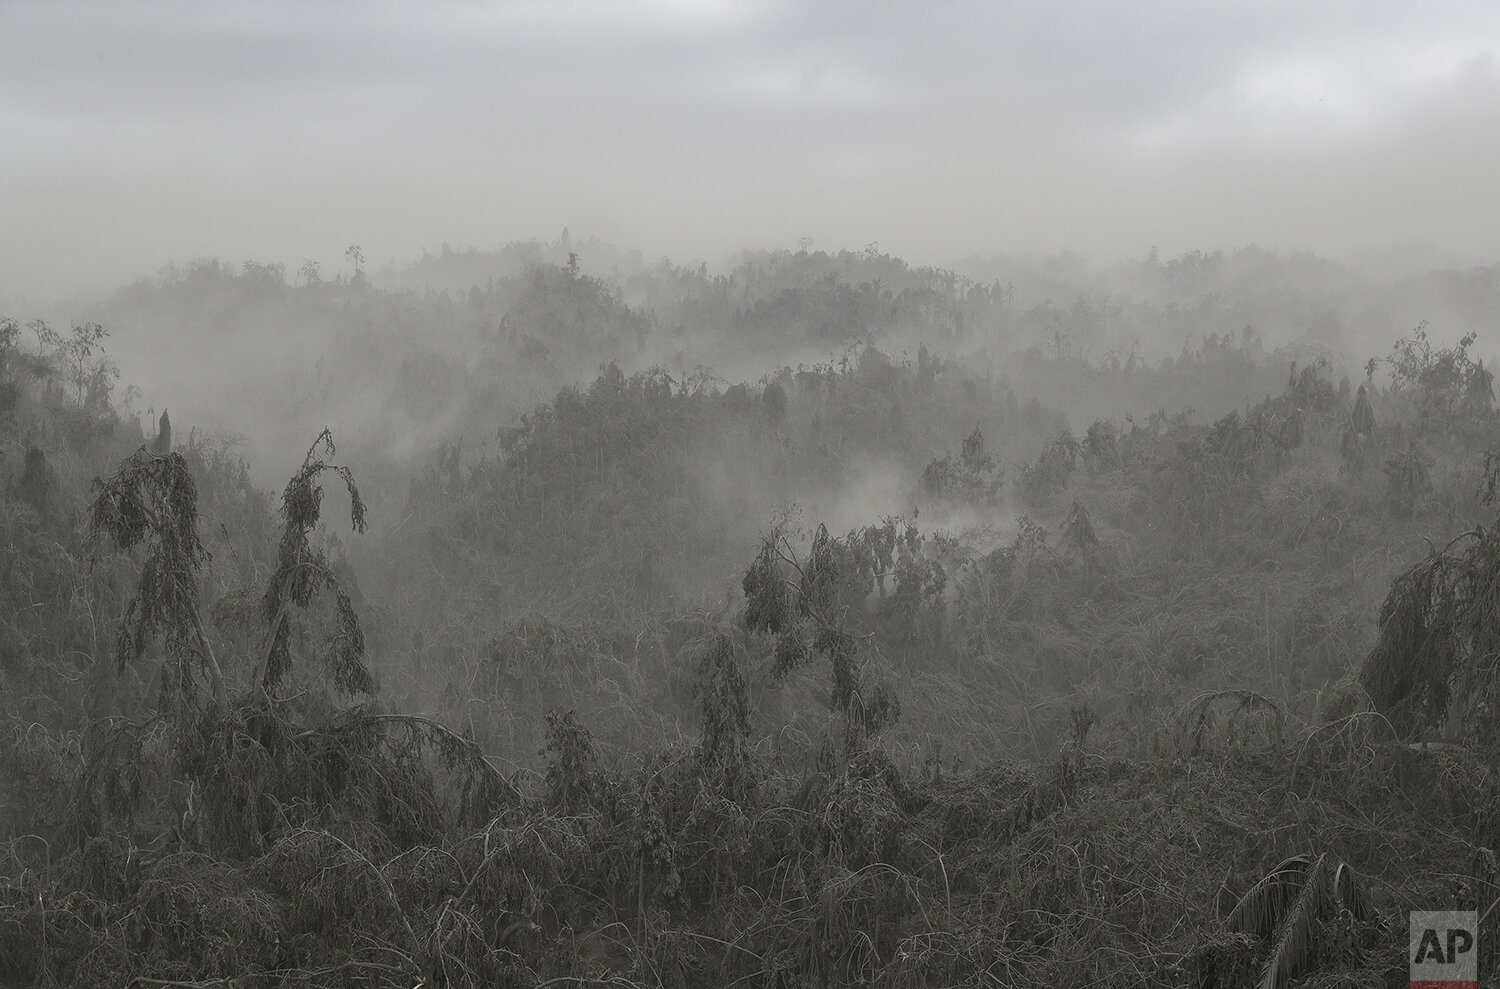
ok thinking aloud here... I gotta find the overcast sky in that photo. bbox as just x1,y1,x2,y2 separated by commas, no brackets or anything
3,0,1499,302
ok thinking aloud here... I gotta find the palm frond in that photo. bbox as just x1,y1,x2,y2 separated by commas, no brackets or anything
1227,854,1313,938
1260,853,1330,989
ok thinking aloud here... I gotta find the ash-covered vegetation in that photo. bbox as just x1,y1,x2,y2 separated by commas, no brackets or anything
4,241,1500,987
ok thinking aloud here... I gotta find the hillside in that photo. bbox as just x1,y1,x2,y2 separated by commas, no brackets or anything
2,247,1500,987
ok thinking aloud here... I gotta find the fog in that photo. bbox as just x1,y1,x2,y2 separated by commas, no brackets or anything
3,0,1499,306
12,5,1500,980
5,0,1500,828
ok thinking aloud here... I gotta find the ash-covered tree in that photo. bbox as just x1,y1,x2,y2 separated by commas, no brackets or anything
1367,322,1491,431
14,442,58,518
743,522,899,748
694,633,754,800
1083,418,1118,469
1017,430,1080,508
1382,442,1432,520
83,431,374,844
922,425,1004,504
259,428,374,696
1351,383,1376,438
1467,358,1494,417
89,447,224,708
85,428,512,860
58,320,117,409
1357,451,1500,757
1061,498,1100,582
151,407,171,454
90,428,374,708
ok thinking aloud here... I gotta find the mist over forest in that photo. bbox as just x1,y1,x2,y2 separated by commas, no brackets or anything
6,1,1500,986
6,232,1500,986
68,239,1500,482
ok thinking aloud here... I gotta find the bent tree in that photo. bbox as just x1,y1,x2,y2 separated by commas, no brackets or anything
1358,452,1500,752
82,430,380,852
743,522,900,748
87,428,511,832
72,430,519,985
260,428,373,696
89,446,224,707
90,427,373,708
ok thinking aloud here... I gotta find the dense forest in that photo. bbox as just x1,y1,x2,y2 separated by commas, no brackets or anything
4,240,1500,987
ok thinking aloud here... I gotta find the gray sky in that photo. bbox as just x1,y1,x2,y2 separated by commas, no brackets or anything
3,0,1499,302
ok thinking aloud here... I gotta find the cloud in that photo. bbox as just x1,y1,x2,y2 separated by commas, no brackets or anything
1,0,1498,303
